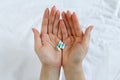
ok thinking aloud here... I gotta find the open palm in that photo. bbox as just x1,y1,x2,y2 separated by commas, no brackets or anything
32,6,62,68
60,11,93,66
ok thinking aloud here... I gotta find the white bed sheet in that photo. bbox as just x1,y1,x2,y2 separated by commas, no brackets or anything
0,0,120,80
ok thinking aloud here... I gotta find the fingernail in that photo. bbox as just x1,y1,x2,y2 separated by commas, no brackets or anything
90,26,94,31
46,8,49,10
53,5,56,8
67,10,69,13
32,28,34,33
57,10,60,14
62,11,65,14
73,12,75,15
52,5,56,9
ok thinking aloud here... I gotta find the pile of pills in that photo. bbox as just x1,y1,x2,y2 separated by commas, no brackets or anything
56,41,65,51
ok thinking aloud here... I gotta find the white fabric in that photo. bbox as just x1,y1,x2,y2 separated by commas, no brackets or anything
0,0,120,80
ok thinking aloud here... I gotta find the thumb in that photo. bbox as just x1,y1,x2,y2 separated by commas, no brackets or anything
32,28,42,48
83,26,93,45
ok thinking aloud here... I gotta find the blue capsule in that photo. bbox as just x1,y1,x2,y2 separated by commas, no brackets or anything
56,41,65,50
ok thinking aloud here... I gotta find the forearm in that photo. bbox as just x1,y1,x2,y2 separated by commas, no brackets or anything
63,63,85,80
40,65,60,80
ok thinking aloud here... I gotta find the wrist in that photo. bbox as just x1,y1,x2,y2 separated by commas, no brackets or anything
63,63,85,80
63,63,83,73
42,64,60,71
40,65,61,80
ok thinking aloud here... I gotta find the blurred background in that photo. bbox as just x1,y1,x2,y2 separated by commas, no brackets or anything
0,0,120,80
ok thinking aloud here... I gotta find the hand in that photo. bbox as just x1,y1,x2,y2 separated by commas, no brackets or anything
60,11,93,80
32,6,61,80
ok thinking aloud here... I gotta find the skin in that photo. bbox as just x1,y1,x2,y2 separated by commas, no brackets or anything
60,11,93,80
32,6,61,80
32,6,93,80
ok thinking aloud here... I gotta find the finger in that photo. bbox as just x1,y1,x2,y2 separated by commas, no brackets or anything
62,12,71,36
41,8,49,34
58,21,62,40
72,12,82,37
60,20,68,40
53,10,60,36
32,28,42,48
66,11,75,36
82,26,94,45
48,6,57,34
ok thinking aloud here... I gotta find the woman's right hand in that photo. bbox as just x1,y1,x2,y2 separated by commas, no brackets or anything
32,6,61,80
